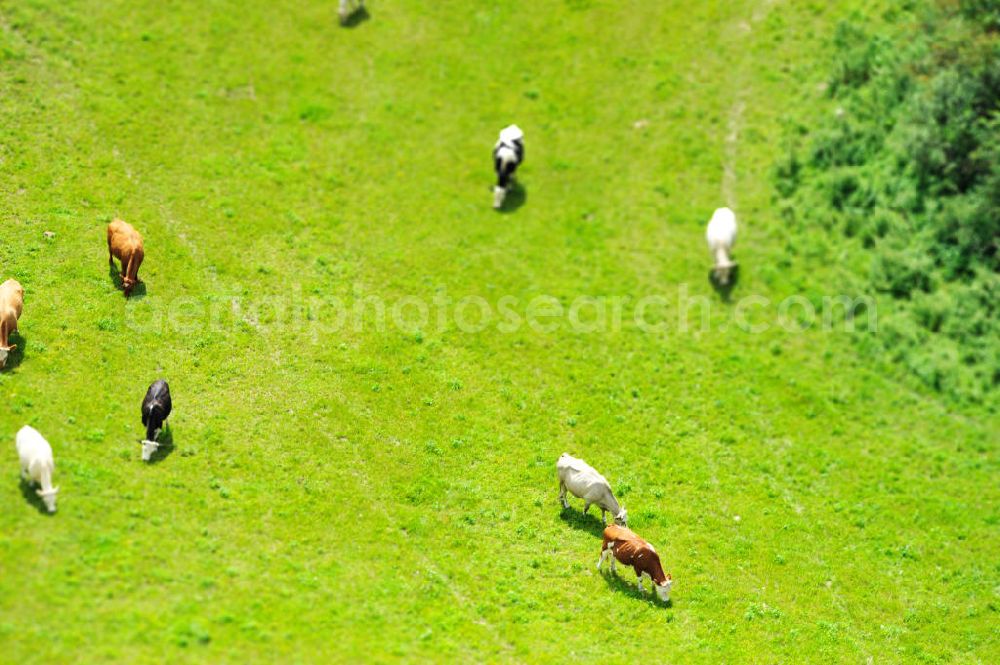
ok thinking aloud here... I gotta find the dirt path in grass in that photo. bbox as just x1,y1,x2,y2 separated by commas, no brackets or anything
722,0,782,211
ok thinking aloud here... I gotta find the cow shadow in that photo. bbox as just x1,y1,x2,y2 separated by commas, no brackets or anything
708,265,740,302
0,332,26,371
19,477,55,515
496,183,527,213
108,262,123,289
145,426,175,464
341,5,369,28
107,264,147,300
559,506,607,538
599,569,673,608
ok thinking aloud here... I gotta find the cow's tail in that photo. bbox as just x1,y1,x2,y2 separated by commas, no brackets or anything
124,253,135,283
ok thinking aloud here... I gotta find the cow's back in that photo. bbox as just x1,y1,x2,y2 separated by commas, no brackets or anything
495,143,519,168
108,218,132,238
145,379,171,406
706,207,737,248
558,455,611,495
108,219,143,254
610,534,648,566
16,426,50,466
602,524,641,558
143,379,172,425
557,454,588,482
603,524,637,542
0,279,24,317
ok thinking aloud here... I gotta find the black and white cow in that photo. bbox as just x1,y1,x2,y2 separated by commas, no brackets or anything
338,0,364,25
140,379,172,461
492,125,524,209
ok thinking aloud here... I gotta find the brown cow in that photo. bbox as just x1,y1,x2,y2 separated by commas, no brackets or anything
597,525,673,601
107,219,145,297
0,278,24,368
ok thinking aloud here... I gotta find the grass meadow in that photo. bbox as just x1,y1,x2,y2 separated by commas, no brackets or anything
1,0,998,662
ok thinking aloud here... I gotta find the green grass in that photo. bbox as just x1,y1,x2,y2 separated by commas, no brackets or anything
1,0,997,662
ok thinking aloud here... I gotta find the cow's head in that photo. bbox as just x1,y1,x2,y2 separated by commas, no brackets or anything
493,186,507,209
140,439,159,461
655,573,673,602
122,276,137,297
0,344,13,368
614,507,628,527
37,486,58,513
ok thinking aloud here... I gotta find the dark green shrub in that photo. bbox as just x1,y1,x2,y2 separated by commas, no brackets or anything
776,1,1000,404
960,0,1000,31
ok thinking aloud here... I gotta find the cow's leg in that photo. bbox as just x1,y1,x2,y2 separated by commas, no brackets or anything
492,158,508,209
601,508,608,526
583,501,590,515
639,571,655,593
558,482,569,509
636,570,645,592
596,548,608,571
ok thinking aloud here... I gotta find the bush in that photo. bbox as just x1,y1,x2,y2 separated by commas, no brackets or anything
776,2,1000,404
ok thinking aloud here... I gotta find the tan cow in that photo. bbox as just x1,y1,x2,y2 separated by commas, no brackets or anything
0,279,24,368
107,219,145,297
597,525,673,601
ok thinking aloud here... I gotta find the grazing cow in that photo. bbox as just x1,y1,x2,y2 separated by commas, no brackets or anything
597,525,672,601
706,206,738,286
16,425,59,513
0,279,24,368
557,453,627,526
492,124,525,209
338,0,364,24
140,379,172,461
107,219,145,297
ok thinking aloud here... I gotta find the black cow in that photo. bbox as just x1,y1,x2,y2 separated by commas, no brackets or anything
140,379,172,460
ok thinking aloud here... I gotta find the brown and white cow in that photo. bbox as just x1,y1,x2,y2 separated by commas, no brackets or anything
597,525,673,601
107,219,145,297
0,279,24,368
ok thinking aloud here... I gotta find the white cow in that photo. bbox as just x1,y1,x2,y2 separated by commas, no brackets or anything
338,0,364,24
557,453,627,526
706,206,738,285
16,425,58,513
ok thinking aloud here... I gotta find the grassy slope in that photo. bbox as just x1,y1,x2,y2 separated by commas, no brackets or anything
1,0,997,662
